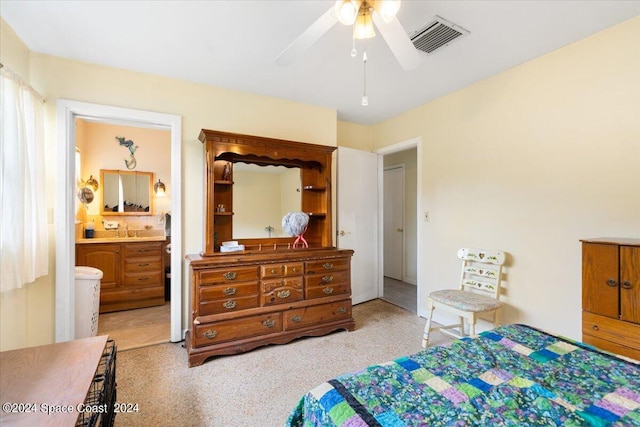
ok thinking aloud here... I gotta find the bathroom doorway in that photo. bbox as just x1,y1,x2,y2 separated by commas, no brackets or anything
55,100,182,344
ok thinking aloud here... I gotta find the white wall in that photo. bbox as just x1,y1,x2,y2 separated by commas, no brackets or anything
373,16,640,340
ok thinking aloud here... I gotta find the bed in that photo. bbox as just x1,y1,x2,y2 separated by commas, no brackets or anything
286,324,640,426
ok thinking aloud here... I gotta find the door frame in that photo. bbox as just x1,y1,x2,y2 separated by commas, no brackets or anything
55,100,182,343
376,137,422,313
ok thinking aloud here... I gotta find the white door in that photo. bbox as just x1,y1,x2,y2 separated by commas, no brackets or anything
337,147,379,304
384,166,404,280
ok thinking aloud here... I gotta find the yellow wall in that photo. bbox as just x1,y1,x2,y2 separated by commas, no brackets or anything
373,16,640,339
337,121,373,151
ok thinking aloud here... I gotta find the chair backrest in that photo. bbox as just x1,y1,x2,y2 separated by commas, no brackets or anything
457,248,505,299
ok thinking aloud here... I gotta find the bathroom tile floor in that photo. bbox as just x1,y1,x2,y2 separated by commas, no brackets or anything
97,302,170,351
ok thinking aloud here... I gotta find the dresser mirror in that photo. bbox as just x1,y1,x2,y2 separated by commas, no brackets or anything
200,129,336,254
100,169,153,215
232,163,301,239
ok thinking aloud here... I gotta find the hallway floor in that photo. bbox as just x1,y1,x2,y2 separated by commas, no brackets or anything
381,277,417,314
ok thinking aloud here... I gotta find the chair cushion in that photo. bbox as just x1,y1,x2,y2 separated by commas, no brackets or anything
430,290,503,312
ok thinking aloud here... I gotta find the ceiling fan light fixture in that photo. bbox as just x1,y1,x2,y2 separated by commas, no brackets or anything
354,8,376,40
372,0,401,23
334,0,360,26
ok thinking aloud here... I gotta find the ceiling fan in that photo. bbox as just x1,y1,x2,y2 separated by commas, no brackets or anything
276,0,422,71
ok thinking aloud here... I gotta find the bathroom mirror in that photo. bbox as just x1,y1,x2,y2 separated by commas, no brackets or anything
101,169,153,215
232,163,301,238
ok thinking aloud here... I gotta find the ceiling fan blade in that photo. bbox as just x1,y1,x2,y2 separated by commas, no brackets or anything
371,11,422,71
276,6,338,66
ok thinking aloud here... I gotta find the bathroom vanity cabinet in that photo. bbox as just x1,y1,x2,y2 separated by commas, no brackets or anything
76,239,165,312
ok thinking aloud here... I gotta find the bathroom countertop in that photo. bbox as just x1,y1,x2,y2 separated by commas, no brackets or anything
76,235,167,244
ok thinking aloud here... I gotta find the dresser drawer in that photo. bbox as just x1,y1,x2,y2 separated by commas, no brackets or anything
199,266,258,285
100,285,164,305
260,263,304,278
124,258,162,273
200,281,258,302
285,300,352,330
306,283,350,299
122,271,163,287
123,242,163,257
305,258,349,274
261,277,302,293
582,311,640,351
193,313,282,347
261,287,303,306
200,295,260,316
305,270,350,288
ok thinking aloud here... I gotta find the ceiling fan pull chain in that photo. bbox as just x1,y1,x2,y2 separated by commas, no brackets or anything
362,51,368,106
351,36,357,58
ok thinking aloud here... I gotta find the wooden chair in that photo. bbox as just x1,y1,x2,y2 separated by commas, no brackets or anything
422,247,506,348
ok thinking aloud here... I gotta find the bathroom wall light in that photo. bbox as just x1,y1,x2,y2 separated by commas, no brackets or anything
154,179,166,196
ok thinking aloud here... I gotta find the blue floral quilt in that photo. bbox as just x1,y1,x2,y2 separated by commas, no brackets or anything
286,324,640,426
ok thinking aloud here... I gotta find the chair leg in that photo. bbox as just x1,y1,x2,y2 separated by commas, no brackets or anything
469,314,477,337
422,299,435,348
459,317,465,337
494,308,501,328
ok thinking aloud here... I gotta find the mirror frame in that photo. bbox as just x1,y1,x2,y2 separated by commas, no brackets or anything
100,169,154,216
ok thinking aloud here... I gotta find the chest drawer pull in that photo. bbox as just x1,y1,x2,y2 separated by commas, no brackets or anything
322,263,333,270
138,277,149,281
621,281,632,289
323,287,334,295
203,329,218,339
322,275,334,283
223,272,237,280
290,315,302,323
137,263,150,267
277,290,291,299
291,267,298,273
592,325,599,331
223,300,237,309
223,287,237,295
263,319,276,328
270,268,278,274
336,307,347,314
606,279,617,287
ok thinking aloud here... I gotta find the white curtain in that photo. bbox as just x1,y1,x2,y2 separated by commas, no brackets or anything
0,66,49,292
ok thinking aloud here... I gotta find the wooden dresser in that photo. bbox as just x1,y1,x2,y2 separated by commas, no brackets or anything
581,238,640,360
186,248,354,366
186,129,355,366
76,239,165,312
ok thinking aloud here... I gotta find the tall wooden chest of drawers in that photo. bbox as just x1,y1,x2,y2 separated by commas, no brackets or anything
581,238,640,360
185,248,355,367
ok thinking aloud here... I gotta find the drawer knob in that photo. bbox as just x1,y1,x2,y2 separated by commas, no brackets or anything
263,319,276,328
592,325,599,331
291,267,298,273
223,300,237,309
322,275,334,283
270,268,277,274
621,281,632,290
138,277,149,281
277,290,291,299
606,279,617,287
336,307,346,314
223,287,237,295
223,272,237,280
138,263,149,267
323,287,334,295
290,315,302,323
322,263,333,270
203,329,218,339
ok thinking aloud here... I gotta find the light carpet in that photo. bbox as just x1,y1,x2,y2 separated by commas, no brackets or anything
114,299,451,427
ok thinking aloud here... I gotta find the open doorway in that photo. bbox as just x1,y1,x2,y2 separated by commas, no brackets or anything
55,100,182,344
380,147,418,313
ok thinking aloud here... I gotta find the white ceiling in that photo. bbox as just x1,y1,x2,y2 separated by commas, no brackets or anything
2,1,639,125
